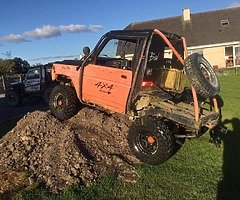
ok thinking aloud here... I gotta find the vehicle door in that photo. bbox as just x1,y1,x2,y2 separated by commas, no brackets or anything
23,67,41,93
82,38,138,113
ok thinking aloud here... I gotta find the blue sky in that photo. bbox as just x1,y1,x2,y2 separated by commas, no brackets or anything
0,0,239,65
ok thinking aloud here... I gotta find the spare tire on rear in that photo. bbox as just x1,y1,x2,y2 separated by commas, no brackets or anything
184,53,220,98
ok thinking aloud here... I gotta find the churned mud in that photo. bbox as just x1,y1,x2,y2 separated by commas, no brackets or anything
0,108,140,194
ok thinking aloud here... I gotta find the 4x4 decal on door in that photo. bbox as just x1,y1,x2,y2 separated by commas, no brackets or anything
95,82,114,94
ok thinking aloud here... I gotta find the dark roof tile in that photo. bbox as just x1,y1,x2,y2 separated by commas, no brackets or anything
126,7,240,46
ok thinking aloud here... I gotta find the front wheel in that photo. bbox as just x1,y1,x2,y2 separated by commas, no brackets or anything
49,85,79,120
5,90,22,107
128,117,175,165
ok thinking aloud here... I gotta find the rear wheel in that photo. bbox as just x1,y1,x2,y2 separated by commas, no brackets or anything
5,90,21,107
49,85,78,120
128,117,175,165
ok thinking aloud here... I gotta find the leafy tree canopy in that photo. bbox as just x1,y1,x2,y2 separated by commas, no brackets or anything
0,57,30,76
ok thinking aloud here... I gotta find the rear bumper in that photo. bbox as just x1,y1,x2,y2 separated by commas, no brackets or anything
136,101,220,138
201,112,220,129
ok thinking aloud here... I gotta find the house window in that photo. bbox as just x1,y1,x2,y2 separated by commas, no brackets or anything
220,19,229,27
225,46,240,67
225,46,233,67
235,46,240,66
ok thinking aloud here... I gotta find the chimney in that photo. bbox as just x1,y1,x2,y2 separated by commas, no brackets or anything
183,8,191,21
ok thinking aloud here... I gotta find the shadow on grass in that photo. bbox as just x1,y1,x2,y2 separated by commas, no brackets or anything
217,118,240,200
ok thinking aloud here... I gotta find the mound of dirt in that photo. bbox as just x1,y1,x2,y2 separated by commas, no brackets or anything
0,108,140,193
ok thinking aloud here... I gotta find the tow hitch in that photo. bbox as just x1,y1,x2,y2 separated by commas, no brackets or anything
209,124,228,146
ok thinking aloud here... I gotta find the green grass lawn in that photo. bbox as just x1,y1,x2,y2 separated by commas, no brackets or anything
6,72,240,200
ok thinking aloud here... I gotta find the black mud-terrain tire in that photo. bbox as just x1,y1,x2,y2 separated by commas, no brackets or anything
5,90,22,107
128,117,175,165
184,53,220,98
49,85,78,120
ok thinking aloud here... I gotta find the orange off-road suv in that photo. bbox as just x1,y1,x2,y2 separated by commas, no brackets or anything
49,29,223,165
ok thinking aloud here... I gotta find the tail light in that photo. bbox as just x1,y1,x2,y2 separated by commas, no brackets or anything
142,81,154,87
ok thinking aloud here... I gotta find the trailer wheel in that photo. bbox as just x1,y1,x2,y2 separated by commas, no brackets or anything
184,53,220,98
128,117,175,165
5,90,22,107
49,85,78,120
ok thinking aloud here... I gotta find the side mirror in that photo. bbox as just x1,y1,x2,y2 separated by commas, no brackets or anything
83,46,90,57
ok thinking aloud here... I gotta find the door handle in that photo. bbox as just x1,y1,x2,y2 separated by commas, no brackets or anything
121,75,127,79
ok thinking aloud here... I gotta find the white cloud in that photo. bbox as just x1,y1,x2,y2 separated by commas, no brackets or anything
60,24,88,33
60,24,103,33
24,25,61,39
89,25,104,32
0,34,29,43
0,24,104,43
229,2,240,7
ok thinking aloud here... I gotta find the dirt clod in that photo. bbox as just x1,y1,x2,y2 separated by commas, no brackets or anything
0,108,140,193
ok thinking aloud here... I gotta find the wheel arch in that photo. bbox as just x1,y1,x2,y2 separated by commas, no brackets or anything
54,75,80,99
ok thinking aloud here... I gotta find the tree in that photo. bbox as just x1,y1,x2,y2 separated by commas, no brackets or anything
0,57,30,76
12,57,30,74
0,59,15,76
